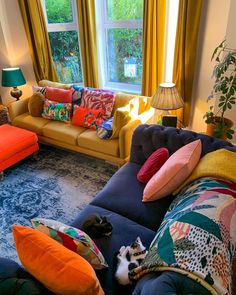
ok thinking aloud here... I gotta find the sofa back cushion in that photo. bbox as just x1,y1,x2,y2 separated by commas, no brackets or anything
38,79,71,89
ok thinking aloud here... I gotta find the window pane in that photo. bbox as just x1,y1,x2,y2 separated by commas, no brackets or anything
107,28,142,85
45,0,73,23
106,0,143,20
48,31,83,83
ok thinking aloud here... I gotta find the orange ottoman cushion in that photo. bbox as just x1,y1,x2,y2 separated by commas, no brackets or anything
0,124,39,172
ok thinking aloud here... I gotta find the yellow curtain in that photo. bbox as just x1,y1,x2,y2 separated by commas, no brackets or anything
18,0,58,82
76,0,100,88
141,0,167,97
172,0,203,126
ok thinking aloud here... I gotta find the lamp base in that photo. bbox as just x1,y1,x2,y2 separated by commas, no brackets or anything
162,115,177,127
10,87,22,101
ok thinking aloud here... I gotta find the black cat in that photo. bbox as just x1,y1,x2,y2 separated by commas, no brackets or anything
81,213,113,238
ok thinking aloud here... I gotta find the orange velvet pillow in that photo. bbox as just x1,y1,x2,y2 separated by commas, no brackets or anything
72,106,105,130
45,86,73,103
12,225,104,295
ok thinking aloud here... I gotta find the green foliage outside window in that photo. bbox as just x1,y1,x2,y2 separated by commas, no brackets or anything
45,0,72,23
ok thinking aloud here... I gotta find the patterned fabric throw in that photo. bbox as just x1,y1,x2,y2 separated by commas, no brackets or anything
81,88,115,119
97,117,113,139
42,99,72,123
130,177,236,295
31,218,108,270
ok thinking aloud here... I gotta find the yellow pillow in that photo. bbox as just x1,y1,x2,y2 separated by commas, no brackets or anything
110,104,131,139
12,225,104,295
28,92,44,117
174,148,236,195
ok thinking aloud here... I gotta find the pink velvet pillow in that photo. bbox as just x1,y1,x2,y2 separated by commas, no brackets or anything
143,139,202,202
137,148,169,184
45,86,73,103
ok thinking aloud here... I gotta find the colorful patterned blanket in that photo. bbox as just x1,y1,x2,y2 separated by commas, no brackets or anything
130,177,236,295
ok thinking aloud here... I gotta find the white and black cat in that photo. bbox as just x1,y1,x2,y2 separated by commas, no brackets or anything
81,213,113,238
115,237,147,285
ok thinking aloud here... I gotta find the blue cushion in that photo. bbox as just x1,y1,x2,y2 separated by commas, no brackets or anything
91,162,175,231
97,117,113,139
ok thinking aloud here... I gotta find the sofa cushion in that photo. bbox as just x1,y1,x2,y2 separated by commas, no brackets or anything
31,218,108,270
91,162,175,231
71,204,156,295
77,129,119,157
143,139,202,202
28,92,44,117
137,147,169,184
12,113,50,135
72,106,105,130
42,121,85,145
45,87,73,103
42,99,72,123
12,225,104,295
81,88,115,119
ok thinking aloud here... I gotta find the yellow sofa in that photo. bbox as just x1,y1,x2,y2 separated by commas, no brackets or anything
8,81,154,166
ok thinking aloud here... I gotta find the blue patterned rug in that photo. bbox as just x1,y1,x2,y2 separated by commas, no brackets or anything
0,145,117,263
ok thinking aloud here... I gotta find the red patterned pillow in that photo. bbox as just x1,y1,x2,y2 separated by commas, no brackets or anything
137,148,169,184
72,106,104,130
45,86,73,103
81,88,115,119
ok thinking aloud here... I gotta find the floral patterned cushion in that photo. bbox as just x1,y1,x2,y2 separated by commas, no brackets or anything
72,105,104,130
31,218,108,270
42,99,72,123
81,88,115,119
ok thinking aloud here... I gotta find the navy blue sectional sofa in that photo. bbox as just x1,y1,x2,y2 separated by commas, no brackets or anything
1,124,236,295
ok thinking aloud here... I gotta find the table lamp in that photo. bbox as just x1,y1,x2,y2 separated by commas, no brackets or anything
151,82,184,127
1,67,26,100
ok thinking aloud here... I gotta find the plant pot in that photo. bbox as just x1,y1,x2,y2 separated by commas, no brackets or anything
206,116,233,140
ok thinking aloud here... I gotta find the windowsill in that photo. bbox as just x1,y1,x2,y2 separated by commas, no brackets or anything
103,82,141,95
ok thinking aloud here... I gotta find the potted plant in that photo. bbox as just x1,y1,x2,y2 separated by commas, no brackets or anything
204,40,236,140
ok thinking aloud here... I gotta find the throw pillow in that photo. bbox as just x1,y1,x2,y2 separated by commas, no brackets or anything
45,86,73,103
71,85,84,105
72,106,104,130
81,88,115,119
12,225,104,295
97,117,113,139
31,218,108,270
42,99,72,123
137,148,169,184
174,148,236,195
32,86,46,96
143,139,202,202
110,104,131,139
28,92,44,117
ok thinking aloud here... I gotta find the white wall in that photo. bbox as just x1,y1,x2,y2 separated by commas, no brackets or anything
191,0,236,143
0,0,36,105
190,0,231,133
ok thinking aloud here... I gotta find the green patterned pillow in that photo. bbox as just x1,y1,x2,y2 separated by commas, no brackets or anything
31,218,108,270
42,98,72,123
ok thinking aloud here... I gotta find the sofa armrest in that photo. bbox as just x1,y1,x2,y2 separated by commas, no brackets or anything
119,108,155,160
8,97,30,121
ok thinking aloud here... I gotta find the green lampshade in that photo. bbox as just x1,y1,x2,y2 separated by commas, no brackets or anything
2,67,26,87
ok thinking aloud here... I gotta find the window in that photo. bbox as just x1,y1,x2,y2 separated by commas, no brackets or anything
42,0,83,84
97,0,144,92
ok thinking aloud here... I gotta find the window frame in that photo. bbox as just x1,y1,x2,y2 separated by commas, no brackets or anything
97,0,143,93
41,0,84,84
